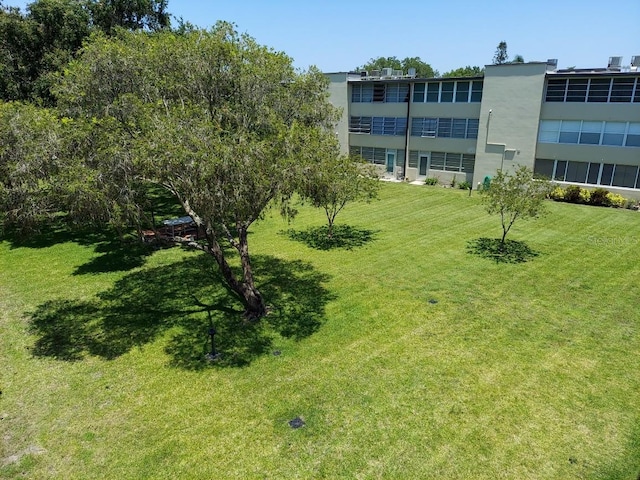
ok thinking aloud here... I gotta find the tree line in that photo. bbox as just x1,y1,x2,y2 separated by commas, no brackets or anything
1,0,170,104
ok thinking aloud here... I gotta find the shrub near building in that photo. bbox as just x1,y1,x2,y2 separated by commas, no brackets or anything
549,185,630,208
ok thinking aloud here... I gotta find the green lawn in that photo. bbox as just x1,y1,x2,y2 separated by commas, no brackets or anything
1,183,639,479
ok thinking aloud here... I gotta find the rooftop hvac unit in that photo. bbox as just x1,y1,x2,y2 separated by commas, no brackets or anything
631,55,640,67
381,67,393,77
360,70,368,78
546,58,558,68
608,56,623,70
370,69,380,77
407,67,417,77
392,69,403,77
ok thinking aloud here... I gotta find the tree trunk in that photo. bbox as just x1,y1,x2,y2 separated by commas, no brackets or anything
205,225,267,320
237,227,267,319
500,228,508,249
238,282,267,320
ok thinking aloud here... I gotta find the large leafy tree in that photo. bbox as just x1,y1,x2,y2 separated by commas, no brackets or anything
482,166,552,247
0,101,64,230
0,0,171,104
87,0,169,34
0,5,39,101
356,56,438,78
54,25,340,319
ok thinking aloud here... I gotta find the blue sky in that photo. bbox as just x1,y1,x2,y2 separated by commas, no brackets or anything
9,0,640,74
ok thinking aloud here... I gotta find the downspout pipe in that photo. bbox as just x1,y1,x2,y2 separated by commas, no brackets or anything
403,82,412,180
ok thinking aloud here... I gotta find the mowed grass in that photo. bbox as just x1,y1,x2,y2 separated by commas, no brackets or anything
1,183,639,479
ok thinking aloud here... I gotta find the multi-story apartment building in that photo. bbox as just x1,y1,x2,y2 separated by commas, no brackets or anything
327,56,640,198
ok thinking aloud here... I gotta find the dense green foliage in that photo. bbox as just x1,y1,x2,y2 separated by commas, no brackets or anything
2,185,639,479
0,0,169,103
356,55,438,78
442,65,484,77
0,7,359,319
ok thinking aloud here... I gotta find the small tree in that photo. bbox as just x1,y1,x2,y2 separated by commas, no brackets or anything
482,166,552,248
492,41,508,65
301,154,379,238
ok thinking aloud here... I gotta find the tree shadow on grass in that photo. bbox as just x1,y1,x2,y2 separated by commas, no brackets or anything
29,254,334,369
2,219,162,275
73,239,161,275
284,224,378,251
2,220,113,250
466,237,540,264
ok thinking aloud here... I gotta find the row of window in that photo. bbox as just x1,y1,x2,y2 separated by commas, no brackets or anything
349,116,480,139
408,151,475,173
349,145,476,174
411,117,479,139
349,116,407,135
413,80,483,103
351,83,409,103
350,80,483,103
545,76,640,103
535,159,640,189
349,146,405,166
538,120,640,147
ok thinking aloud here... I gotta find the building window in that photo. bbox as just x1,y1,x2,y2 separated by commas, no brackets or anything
413,80,483,103
371,117,407,136
426,82,440,102
413,83,425,102
440,82,454,102
385,83,409,102
418,151,475,173
411,118,479,139
535,159,640,189
538,120,640,147
610,78,634,102
602,122,626,146
350,117,406,136
349,116,372,133
408,150,419,168
566,79,588,102
411,117,437,137
461,154,475,172
627,123,640,147
373,83,385,102
587,78,610,102
534,158,555,178
351,83,373,103
579,121,602,145
612,164,638,188
558,121,580,144
455,81,470,102
545,78,567,102
430,152,445,170
467,119,479,138
350,146,388,165
437,118,452,137
545,76,639,103
470,81,483,102
538,120,561,143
